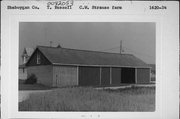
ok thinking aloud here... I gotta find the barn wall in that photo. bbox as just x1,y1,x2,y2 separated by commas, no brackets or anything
27,65,53,86
53,66,78,87
137,68,150,84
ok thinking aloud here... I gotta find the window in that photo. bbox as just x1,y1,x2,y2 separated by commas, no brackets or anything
37,52,41,64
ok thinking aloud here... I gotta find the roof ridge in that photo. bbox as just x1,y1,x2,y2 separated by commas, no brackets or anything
37,45,133,56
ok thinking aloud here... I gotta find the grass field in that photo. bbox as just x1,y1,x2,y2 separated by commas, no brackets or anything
19,86,155,111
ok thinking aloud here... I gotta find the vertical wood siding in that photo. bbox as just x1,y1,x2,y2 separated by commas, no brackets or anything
111,67,121,85
27,65,53,86
101,67,110,86
137,68,150,84
53,66,78,87
79,66,100,86
121,68,135,83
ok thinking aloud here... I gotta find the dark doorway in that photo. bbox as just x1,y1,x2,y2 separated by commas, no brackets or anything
121,68,135,83
79,66,100,86
101,67,110,86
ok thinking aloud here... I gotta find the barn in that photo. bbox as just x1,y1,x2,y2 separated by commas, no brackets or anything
25,46,151,87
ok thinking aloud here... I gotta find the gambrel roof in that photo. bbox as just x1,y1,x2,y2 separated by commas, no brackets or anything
26,46,150,68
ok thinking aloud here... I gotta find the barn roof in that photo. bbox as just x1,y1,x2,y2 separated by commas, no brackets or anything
35,46,150,68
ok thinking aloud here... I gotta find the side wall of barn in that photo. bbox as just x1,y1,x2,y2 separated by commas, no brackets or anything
27,65,53,86
136,68,151,84
52,65,78,87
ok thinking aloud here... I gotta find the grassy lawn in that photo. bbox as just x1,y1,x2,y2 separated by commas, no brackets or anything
19,87,155,111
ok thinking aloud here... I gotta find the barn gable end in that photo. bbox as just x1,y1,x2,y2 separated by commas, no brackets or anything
26,49,51,66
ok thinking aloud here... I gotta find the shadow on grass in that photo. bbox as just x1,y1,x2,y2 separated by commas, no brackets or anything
19,79,52,91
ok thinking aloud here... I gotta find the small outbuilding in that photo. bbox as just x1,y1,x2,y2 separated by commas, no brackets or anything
26,46,151,87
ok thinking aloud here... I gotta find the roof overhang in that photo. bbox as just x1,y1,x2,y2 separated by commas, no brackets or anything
52,63,151,69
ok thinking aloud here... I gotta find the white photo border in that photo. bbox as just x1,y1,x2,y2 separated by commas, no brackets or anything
1,1,179,119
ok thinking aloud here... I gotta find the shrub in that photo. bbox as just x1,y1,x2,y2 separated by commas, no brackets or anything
24,74,37,84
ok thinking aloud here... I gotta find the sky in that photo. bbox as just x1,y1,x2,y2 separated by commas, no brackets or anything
19,22,155,64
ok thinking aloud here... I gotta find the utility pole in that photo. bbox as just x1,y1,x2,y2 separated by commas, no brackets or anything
120,40,122,54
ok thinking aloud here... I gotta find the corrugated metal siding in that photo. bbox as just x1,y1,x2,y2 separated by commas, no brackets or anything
121,68,135,83
27,65,53,86
101,67,110,86
53,66,78,87
111,67,121,85
79,66,100,86
137,68,150,84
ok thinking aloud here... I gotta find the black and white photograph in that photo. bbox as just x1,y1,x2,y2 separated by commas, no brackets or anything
1,1,179,118
18,22,156,112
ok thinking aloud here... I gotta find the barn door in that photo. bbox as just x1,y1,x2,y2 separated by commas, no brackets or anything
101,67,110,86
56,74,61,87
53,67,61,87
111,67,121,85
79,66,100,86
53,66,78,87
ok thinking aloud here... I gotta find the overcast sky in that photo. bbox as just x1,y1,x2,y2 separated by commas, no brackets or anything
19,22,155,64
